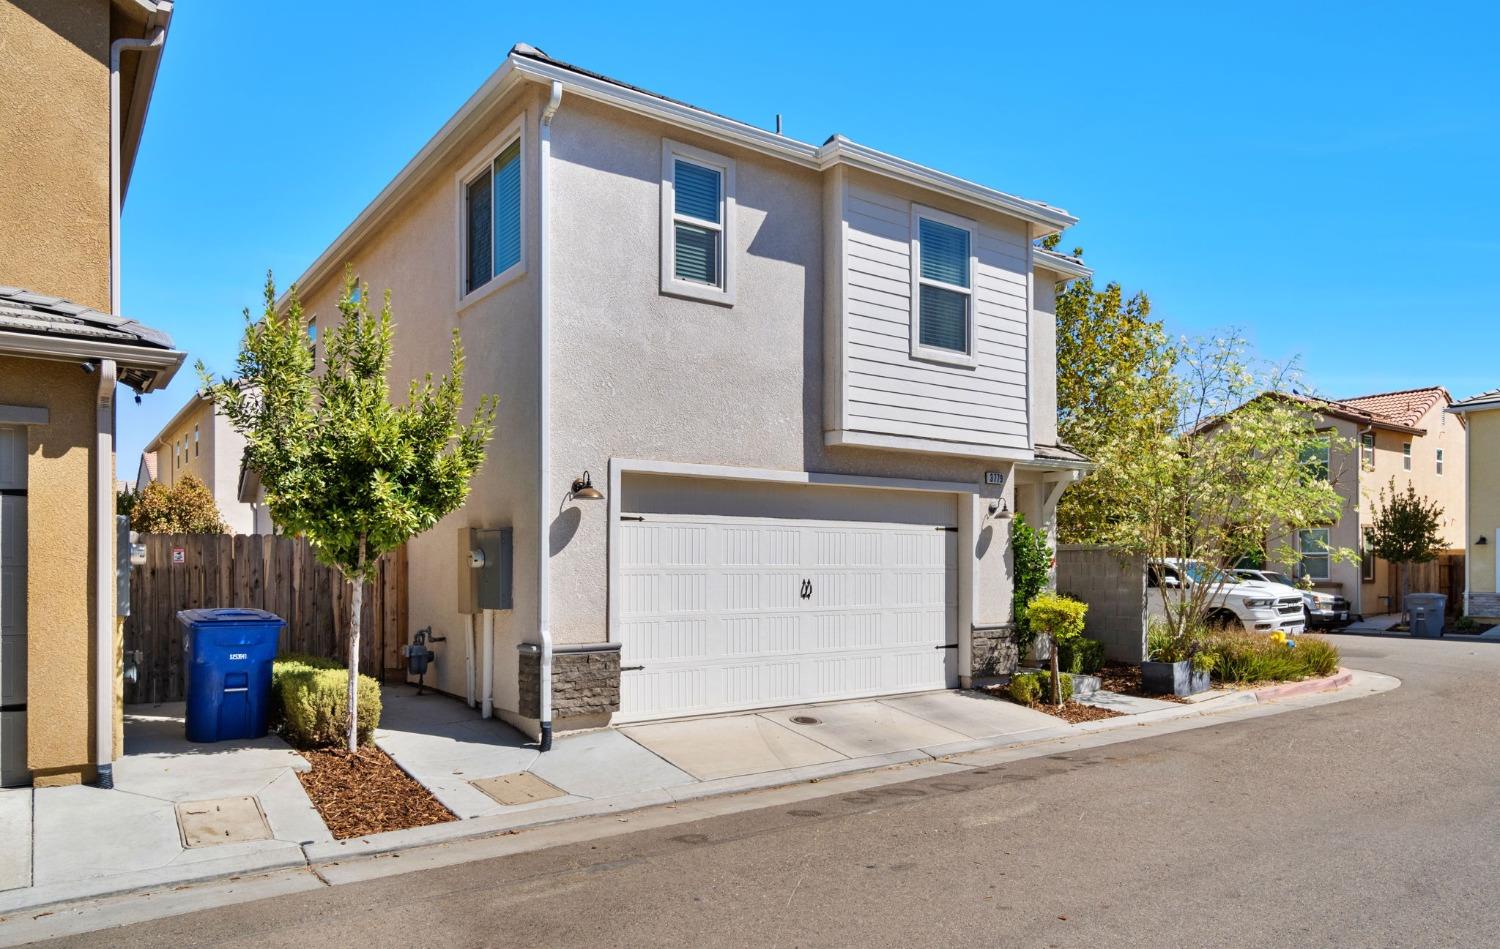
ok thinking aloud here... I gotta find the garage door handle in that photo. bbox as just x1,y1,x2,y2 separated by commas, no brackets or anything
935,643,958,650
621,665,644,672
800,579,812,599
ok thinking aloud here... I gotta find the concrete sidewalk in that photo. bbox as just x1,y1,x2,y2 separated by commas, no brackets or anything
0,674,1368,920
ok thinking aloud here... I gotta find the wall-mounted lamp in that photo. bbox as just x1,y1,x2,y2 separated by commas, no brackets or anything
570,470,604,501
1478,535,1489,546
988,498,1009,518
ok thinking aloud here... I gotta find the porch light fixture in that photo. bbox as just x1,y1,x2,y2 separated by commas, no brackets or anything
988,498,1009,517
570,471,604,501
1479,535,1489,546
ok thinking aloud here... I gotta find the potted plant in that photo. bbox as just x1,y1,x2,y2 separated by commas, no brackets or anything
1143,622,1215,696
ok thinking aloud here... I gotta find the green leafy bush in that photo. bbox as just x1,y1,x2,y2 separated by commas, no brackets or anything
1148,620,1216,672
1058,635,1106,675
1204,631,1339,683
271,655,381,747
1008,670,1073,705
1010,515,1052,657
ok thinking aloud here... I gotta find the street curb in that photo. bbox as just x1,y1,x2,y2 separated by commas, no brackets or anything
1252,668,1354,703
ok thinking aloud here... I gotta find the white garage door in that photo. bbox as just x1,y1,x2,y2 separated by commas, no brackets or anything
619,514,957,721
0,426,27,787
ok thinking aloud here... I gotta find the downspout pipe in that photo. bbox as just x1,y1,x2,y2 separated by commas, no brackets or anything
94,361,117,787
537,80,563,752
98,25,165,788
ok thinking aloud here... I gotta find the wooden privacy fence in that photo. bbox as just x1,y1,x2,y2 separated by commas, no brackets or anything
124,534,408,705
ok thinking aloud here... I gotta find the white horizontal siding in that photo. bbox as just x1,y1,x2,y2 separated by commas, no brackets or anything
841,183,1031,451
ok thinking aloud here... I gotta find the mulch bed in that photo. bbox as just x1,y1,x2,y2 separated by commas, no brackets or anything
297,745,456,839
1027,701,1124,724
1098,661,1188,704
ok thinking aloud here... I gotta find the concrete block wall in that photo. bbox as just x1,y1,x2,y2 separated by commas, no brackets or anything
1056,545,1147,662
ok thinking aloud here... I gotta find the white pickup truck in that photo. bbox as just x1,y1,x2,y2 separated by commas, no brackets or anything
1148,558,1306,635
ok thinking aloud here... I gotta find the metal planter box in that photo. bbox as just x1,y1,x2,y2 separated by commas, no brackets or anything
1141,659,1210,697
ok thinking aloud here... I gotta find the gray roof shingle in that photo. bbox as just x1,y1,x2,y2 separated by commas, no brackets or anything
0,286,176,350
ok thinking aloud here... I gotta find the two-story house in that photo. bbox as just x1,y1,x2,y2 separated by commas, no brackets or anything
135,390,261,534
1446,389,1500,620
1271,387,1465,616
0,0,182,787
279,45,1089,744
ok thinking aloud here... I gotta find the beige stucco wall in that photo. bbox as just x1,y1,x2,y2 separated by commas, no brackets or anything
147,397,255,533
0,0,111,310
292,89,546,712
1465,408,1500,614
0,356,101,785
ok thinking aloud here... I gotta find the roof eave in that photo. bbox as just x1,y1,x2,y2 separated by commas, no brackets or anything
115,0,173,202
1449,399,1500,415
0,331,184,393
1033,247,1092,279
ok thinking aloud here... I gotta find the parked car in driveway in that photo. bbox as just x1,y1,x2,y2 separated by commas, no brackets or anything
1234,568,1355,630
1149,559,1306,635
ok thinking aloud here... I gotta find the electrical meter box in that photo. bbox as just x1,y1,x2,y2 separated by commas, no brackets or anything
457,526,513,612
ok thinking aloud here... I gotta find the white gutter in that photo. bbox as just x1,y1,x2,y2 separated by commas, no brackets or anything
93,360,118,786
536,81,563,752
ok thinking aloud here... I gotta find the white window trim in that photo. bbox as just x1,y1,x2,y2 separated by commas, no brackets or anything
909,204,979,369
455,113,527,311
1402,442,1412,471
1360,432,1375,470
1436,447,1445,475
660,139,736,307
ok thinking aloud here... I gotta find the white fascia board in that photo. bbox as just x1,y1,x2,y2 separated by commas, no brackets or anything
1033,247,1092,280
613,457,980,496
280,59,530,307
816,136,1077,233
1449,400,1500,416
0,332,184,391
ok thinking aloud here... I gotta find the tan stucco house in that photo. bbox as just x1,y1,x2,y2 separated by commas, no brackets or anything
1447,389,1500,620
276,44,1090,745
0,0,182,787
135,390,263,534
1266,387,1465,616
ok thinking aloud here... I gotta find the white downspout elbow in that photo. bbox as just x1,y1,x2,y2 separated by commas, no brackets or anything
537,80,563,751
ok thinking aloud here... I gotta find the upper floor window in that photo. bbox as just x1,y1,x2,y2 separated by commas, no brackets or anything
193,425,200,457
1297,527,1331,581
660,140,735,305
1402,442,1412,471
910,206,976,366
1361,527,1376,582
460,124,523,302
1436,447,1445,475
1302,433,1331,482
1360,432,1375,470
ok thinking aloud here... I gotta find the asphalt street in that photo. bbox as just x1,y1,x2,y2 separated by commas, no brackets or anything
43,634,1500,948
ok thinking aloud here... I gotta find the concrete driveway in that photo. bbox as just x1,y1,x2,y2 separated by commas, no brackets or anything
43,636,1487,948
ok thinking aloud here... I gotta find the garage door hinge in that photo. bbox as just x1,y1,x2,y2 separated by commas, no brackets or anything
620,515,645,522
935,643,959,650
937,526,958,532
620,664,644,672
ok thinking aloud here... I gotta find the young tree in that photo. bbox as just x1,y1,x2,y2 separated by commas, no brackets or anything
1367,477,1446,621
203,270,496,752
129,474,228,534
1048,263,1177,544
1090,334,1353,647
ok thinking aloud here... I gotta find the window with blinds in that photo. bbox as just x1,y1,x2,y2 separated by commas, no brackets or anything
661,141,736,304
914,214,973,359
463,135,523,297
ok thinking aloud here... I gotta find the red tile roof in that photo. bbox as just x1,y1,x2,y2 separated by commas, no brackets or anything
1338,386,1452,429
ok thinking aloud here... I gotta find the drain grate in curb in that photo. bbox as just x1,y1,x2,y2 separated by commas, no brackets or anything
176,796,272,848
472,772,566,807
790,715,821,726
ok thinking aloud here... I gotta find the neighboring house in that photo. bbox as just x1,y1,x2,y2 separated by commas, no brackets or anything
1447,389,1500,620
0,0,181,787
1264,387,1464,616
277,44,1091,741
135,390,261,534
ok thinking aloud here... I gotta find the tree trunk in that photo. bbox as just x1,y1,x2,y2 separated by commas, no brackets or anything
346,537,367,754
1049,636,1062,706
347,579,362,752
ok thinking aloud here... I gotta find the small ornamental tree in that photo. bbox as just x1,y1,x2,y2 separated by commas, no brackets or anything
1026,593,1088,705
203,270,496,751
1010,514,1053,658
1367,477,1446,621
130,474,228,534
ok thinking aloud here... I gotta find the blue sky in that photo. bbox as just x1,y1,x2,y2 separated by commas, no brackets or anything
119,0,1500,477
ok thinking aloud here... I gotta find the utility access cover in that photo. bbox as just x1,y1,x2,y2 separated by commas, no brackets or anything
472,772,565,807
177,796,272,848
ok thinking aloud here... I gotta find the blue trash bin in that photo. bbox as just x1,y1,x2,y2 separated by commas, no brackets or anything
178,608,285,742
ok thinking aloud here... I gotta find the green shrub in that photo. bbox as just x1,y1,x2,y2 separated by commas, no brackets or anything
1148,620,1216,671
271,655,381,747
1008,670,1072,705
1058,635,1106,675
1010,515,1053,657
1204,631,1340,684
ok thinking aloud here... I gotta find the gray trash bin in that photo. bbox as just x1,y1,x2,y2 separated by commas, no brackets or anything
1406,593,1447,638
